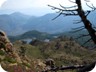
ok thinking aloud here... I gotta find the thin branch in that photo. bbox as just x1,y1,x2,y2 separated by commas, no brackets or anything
48,5,77,12
86,3,96,10
62,13,78,16
59,5,78,16
59,4,67,10
72,26,84,30
69,0,76,3
85,10,91,17
84,0,90,2
75,34,89,39
92,4,96,10
70,28,85,33
71,11,77,15
92,45,96,49
60,4,77,9
55,10,62,13
73,20,82,24
82,38,91,46
52,13,62,20
86,3,93,9
48,5,64,11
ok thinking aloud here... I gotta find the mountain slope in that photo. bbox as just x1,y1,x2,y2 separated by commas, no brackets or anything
29,36,96,67
1,31,96,72
0,11,96,36
10,12,31,24
0,12,31,35
0,14,15,35
23,13,82,33
9,30,53,42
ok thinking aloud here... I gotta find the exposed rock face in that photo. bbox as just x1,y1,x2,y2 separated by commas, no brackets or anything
0,30,32,72
0,30,13,55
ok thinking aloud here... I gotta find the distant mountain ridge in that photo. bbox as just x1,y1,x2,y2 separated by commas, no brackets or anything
9,29,95,49
22,13,82,33
0,12,32,35
0,11,96,36
9,30,53,42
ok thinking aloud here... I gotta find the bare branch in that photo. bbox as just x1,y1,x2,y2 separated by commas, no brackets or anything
62,13,78,16
78,62,96,72
92,45,96,49
70,28,85,33
73,20,82,24
60,65,85,70
82,38,91,46
55,10,62,13
60,4,77,9
85,10,91,17
75,34,89,39
42,65,85,72
69,0,76,3
86,3,96,10
52,13,62,20
84,0,90,2
48,4,78,20
48,5,64,11
48,5,77,12
59,4,67,10
72,26,84,30
92,4,96,9
49,0,96,43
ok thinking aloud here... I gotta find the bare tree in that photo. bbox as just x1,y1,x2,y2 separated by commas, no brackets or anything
48,0,96,44
46,0,96,72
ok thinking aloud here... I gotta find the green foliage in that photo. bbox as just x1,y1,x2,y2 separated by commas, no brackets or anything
10,36,96,72
4,56,17,63
22,62,31,68
0,50,5,56
25,45,43,59
9,30,94,49
9,30,53,42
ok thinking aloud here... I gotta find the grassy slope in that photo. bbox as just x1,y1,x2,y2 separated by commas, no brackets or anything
1,36,96,72
13,36,96,71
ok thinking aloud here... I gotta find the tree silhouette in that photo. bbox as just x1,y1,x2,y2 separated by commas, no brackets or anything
47,0,96,72
48,0,96,45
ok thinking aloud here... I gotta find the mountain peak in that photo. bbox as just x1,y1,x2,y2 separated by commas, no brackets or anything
10,12,29,17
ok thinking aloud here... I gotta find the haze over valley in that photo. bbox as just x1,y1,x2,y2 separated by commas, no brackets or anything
0,10,96,36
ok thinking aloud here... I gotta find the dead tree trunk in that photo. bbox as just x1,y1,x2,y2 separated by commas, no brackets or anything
76,0,96,44
48,0,96,71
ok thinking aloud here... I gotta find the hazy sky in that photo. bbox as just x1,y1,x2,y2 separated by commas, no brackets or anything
0,0,96,16
0,0,77,9
0,0,6,7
